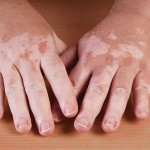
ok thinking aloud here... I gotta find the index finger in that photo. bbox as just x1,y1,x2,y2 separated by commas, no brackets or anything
41,52,78,118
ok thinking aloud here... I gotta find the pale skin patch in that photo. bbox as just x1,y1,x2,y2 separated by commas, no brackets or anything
80,35,110,57
136,28,145,35
0,32,54,63
138,41,147,48
107,30,117,40
110,44,143,59
118,44,143,59
80,34,143,61
79,27,145,61
0,32,55,74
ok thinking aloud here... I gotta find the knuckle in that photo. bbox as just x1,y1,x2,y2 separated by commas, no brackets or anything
53,70,66,79
90,85,105,95
6,85,23,96
135,85,148,92
27,83,45,93
113,87,127,96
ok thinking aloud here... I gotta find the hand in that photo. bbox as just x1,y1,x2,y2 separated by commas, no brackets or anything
52,0,150,132
0,0,78,136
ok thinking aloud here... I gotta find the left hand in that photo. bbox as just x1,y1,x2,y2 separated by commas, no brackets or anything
52,4,150,132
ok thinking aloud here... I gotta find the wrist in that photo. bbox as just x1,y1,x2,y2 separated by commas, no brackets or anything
110,0,150,20
0,0,28,8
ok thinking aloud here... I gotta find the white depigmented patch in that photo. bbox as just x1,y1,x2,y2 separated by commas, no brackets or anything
110,49,122,58
80,35,110,57
110,44,143,59
107,30,117,40
105,61,118,72
118,44,143,59
138,41,147,48
0,32,53,60
136,28,145,34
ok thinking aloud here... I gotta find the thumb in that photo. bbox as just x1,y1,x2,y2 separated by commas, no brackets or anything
53,33,78,69
60,45,78,69
53,33,68,54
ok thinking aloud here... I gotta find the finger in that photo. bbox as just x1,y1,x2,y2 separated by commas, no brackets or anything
74,65,118,133
1,65,31,134
102,67,136,132
0,73,5,119
16,61,54,136
133,72,150,120
52,101,64,123
51,60,90,123
60,45,78,69
41,52,78,118
51,45,79,123
69,61,91,97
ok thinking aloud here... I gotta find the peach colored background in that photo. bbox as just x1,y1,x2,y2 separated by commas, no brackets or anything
0,0,150,149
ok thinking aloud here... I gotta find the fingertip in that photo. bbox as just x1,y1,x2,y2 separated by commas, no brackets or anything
39,121,55,136
52,102,65,123
40,127,54,136
16,118,32,134
16,126,32,134
102,118,119,133
135,110,149,120
74,118,90,133
53,110,65,123
63,103,78,118
54,117,64,124
53,111,64,123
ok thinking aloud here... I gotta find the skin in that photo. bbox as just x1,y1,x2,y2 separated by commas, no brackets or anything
52,0,150,133
0,0,78,136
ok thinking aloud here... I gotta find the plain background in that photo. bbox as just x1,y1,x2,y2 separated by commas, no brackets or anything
0,0,150,149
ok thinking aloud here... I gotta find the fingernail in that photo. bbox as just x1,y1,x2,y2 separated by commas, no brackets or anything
139,112,148,117
18,118,28,129
40,121,52,134
105,118,115,129
64,104,76,116
53,113,64,123
53,117,63,123
54,118,60,122
76,118,88,129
